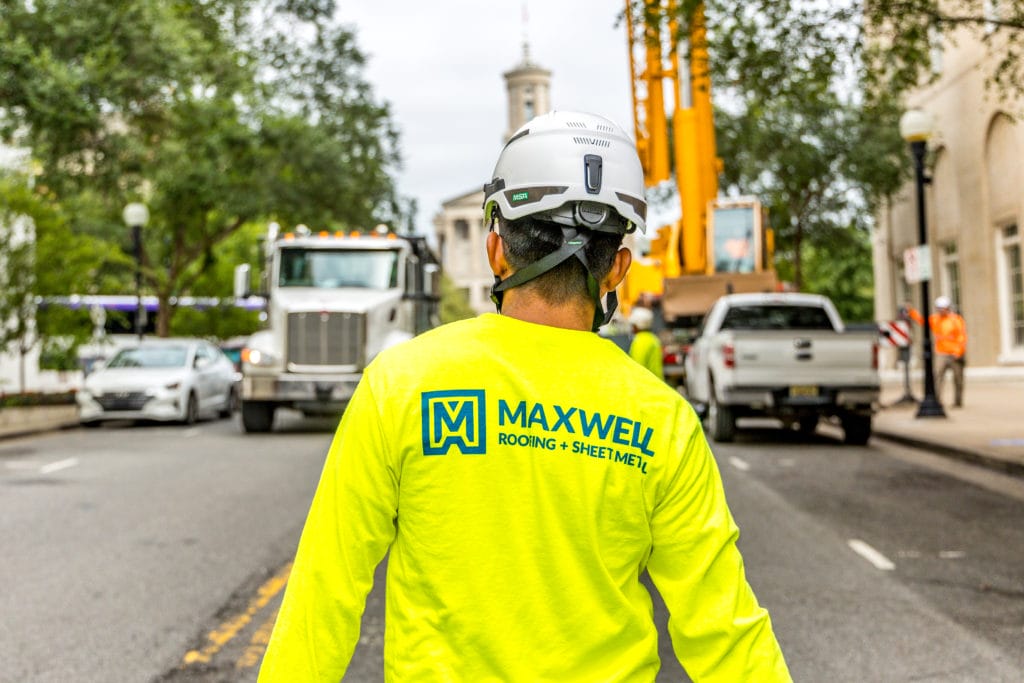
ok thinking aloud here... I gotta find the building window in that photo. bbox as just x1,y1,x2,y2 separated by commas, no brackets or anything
940,241,961,310
895,261,912,309
999,223,1024,349
985,0,1004,33
928,25,944,74
455,219,470,241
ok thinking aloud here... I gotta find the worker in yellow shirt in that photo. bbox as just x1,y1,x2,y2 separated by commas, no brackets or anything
628,306,664,380
905,295,967,407
259,111,791,682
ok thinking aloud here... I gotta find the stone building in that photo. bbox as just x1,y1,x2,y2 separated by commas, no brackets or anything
433,44,551,314
874,21,1024,370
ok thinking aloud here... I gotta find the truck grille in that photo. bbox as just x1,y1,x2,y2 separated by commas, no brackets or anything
287,311,364,369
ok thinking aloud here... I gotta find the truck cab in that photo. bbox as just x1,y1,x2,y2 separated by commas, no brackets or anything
234,223,439,432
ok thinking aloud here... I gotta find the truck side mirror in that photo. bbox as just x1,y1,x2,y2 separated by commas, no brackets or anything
424,263,441,298
404,257,422,296
234,264,251,299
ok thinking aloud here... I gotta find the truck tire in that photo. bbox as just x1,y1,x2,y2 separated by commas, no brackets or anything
707,384,736,443
241,401,275,433
841,414,872,445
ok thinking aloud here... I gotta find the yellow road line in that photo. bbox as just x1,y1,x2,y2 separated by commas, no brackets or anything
183,562,292,666
236,611,280,669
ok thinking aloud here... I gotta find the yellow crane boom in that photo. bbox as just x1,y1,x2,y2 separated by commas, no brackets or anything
620,0,775,319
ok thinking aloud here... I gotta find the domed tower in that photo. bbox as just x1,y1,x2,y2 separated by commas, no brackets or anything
503,41,551,141
433,38,554,315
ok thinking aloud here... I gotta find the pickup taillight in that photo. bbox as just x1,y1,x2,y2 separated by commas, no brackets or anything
722,343,735,369
871,342,879,370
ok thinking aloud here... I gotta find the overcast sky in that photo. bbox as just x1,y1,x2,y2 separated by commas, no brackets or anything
336,1,633,234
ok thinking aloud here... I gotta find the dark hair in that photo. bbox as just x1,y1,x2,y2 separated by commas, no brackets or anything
498,214,623,305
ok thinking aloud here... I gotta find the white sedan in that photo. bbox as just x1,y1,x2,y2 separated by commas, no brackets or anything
77,338,238,426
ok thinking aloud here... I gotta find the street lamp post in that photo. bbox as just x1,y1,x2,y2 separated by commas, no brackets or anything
122,202,150,341
899,109,946,419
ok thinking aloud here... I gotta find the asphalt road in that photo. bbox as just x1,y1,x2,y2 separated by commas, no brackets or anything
1,415,1022,682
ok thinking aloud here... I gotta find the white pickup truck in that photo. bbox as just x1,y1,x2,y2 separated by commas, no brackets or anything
683,292,880,444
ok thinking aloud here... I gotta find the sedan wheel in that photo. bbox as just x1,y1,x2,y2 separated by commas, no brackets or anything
219,386,238,418
183,392,199,425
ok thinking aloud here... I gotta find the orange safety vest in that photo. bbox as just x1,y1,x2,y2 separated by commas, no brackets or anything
907,307,967,357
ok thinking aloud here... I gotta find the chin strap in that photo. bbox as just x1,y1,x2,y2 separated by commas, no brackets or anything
490,226,614,332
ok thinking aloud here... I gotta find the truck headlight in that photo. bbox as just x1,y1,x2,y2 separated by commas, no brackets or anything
242,347,276,367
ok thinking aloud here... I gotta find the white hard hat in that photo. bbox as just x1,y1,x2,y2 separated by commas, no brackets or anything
629,307,654,330
934,295,951,310
482,110,647,234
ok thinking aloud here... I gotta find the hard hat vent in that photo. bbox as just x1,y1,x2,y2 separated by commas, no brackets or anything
573,137,611,147
567,120,587,128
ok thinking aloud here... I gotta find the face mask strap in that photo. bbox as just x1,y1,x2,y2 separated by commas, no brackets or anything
490,227,591,311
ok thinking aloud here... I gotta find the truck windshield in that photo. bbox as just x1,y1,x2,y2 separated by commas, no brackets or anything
278,248,400,289
720,305,834,331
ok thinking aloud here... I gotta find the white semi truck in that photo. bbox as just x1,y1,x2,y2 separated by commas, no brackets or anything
233,223,440,433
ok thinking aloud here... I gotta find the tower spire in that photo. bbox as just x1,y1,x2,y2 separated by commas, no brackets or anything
521,1,531,65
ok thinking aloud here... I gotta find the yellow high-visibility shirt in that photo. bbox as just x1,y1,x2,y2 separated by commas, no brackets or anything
629,329,664,380
259,313,790,682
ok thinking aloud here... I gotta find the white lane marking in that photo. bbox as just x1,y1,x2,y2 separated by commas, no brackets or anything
848,539,895,571
939,550,966,559
39,457,79,475
5,460,41,470
183,428,200,438
728,456,750,471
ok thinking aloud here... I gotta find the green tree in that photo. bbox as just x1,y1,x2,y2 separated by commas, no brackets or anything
0,0,405,337
637,1,1024,312
0,176,36,392
0,170,115,383
440,273,477,324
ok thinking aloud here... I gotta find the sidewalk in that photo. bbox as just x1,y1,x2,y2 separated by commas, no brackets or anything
874,367,1024,477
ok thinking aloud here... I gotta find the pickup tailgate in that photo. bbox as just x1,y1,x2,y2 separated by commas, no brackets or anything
726,330,878,388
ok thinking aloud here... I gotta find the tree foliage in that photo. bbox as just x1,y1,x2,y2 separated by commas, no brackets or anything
0,0,405,339
625,1,1024,313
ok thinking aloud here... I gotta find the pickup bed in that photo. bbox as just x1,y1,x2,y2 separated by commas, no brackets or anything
683,292,880,444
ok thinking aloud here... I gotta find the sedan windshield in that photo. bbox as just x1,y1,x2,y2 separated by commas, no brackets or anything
278,248,400,289
106,346,189,369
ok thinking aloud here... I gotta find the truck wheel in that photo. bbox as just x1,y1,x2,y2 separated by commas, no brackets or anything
241,401,275,433
841,414,872,445
707,388,735,443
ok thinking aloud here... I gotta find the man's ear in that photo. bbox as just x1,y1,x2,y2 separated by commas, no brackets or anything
486,231,510,278
600,247,632,295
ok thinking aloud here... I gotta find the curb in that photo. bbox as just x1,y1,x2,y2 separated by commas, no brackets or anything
872,430,1024,478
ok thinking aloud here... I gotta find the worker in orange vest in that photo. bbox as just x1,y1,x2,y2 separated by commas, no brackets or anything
904,296,967,407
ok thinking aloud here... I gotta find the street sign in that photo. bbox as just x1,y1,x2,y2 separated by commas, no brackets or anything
903,245,932,283
878,320,911,348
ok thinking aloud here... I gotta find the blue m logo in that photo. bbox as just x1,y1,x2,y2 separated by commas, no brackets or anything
421,390,486,455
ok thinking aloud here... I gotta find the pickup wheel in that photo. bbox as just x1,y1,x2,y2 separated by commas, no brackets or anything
706,384,736,443
841,414,872,445
241,401,276,433
796,416,819,435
